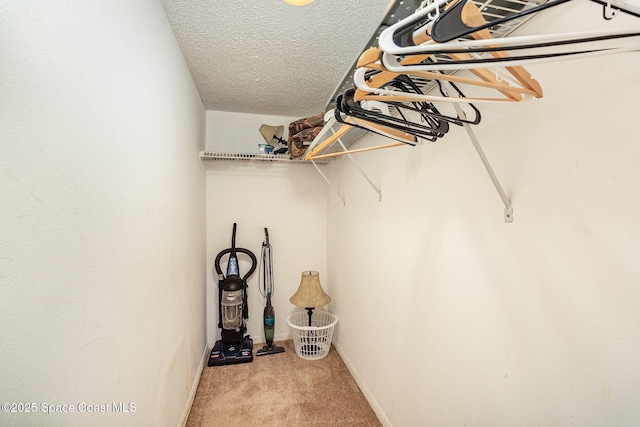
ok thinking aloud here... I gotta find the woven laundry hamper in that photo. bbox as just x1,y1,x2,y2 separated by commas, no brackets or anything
287,310,338,360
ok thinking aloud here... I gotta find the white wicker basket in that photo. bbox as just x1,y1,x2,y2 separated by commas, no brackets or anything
287,310,338,360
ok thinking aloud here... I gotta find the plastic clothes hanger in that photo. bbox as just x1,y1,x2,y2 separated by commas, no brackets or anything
358,8,544,103
377,1,544,97
455,1,543,97
354,67,533,104
304,96,425,162
351,75,480,129
378,1,640,66
385,76,462,127
377,0,447,56
336,90,447,143
429,0,572,43
356,46,540,102
430,0,640,43
382,78,482,126
380,41,640,70
303,109,415,161
355,47,534,102
340,88,450,143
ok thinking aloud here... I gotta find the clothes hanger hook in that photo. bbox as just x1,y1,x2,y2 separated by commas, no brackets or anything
603,0,619,19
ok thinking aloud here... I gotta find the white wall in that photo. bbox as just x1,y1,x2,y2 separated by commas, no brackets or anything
205,111,329,345
327,3,640,426
206,110,300,154
0,2,206,426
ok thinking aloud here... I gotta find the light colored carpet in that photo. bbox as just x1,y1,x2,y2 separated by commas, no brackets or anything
186,340,381,426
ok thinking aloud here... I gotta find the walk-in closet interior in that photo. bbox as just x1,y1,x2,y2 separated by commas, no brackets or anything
2,0,640,426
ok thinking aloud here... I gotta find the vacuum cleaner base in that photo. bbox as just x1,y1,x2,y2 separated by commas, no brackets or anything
208,336,254,366
256,344,285,356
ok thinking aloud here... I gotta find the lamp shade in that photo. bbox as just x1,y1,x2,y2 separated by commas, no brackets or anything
259,124,284,145
290,271,331,308
284,0,314,5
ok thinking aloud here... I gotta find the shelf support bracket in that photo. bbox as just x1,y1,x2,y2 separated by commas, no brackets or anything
450,101,513,223
307,123,383,205
337,138,383,202
311,159,346,206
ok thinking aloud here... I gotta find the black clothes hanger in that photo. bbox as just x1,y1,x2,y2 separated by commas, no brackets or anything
335,75,482,144
380,0,640,63
336,90,446,143
430,0,573,44
335,94,432,143
353,65,483,126
384,75,451,130
387,46,633,69
333,97,422,146
386,71,481,126
390,31,640,59
343,85,448,139
389,29,640,58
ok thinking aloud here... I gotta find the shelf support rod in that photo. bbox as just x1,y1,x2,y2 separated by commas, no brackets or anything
311,160,345,206
450,101,513,223
337,138,383,202
306,116,382,204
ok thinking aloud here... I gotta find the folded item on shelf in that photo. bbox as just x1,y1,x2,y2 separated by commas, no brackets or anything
288,112,325,159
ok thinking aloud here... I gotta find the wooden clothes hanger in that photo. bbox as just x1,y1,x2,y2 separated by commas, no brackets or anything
355,1,545,102
376,0,544,98
355,47,535,102
430,0,640,43
378,0,640,67
303,113,415,161
310,0,544,162
458,1,543,97
353,67,534,104
336,88,451,141
304,97,426,162
306,0,639,163
380,39,640,70
359,75,482,126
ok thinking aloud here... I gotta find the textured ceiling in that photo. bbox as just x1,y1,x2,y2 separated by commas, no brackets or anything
160,0,391,117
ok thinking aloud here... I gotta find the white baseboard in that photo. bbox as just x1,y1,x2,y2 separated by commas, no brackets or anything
333,341,392,427
242,331,291,346
179,344,209,427
207,332,290,349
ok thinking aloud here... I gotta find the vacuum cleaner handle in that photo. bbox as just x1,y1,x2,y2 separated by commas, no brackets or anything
214,248,232,277
230,223,237,258
215,223,257,278
214,247,256,279
235,247,257,281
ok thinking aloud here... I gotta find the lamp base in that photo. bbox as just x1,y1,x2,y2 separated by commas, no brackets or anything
300,344,320,355
305,307,315,326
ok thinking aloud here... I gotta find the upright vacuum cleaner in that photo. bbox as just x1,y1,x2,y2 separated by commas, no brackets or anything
208,223,257,366
256,228,285,356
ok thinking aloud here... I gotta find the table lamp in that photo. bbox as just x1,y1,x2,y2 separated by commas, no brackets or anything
290,270,331,326
259,124,286,145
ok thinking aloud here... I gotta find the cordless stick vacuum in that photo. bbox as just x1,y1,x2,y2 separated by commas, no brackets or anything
208,223,257,366
256,228,285,356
